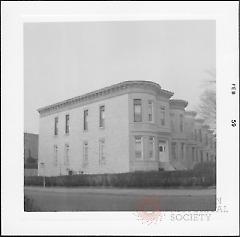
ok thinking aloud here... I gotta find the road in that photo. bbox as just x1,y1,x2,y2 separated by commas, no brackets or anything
24,186,216,211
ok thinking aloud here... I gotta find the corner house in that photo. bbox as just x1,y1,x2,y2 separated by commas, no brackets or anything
37,81,215,176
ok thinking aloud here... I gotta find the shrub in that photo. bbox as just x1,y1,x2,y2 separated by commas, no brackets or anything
24,168,216,188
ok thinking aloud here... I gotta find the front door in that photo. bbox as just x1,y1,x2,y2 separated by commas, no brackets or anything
158,140,168,162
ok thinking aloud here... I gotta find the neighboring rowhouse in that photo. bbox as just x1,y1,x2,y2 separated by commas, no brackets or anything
169,99,188,170
37,81,216,176
24,132,38,176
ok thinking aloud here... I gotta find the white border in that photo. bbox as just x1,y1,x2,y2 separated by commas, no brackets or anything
1,1,239,236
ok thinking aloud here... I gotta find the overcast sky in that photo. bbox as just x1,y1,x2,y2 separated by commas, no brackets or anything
24,20,215,134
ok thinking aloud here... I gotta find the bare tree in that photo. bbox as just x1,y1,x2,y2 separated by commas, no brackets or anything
198,69,216,132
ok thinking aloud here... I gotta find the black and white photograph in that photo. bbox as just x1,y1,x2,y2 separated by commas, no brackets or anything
23,20,216,212
2,2,239,236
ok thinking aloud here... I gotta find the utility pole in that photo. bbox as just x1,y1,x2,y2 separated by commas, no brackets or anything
40,162,45,188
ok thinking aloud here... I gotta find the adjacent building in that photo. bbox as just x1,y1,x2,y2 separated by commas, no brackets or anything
24,133,38,176
37,81,216,176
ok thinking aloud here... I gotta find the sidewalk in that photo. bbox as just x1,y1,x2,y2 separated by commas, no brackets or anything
24,186,216,196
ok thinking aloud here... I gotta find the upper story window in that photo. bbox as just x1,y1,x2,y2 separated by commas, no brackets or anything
54,117,58,135
99,139,106,164
135,136,143,159
99,105,105,128
64,144,70,166
148,136,155,160
170,120,175,132
160,106,166,126
65,114,69,134
148,100,153,122
205,134,208,145
84,110,88,131
199,129,202,142
179,114,184,132
134,99,142,122
194,129,198,141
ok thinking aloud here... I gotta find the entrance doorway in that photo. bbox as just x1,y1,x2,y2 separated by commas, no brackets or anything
158,140,169,162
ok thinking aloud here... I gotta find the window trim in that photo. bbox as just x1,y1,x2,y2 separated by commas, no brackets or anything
83,109,88,131
65,114,70,135
148,100,154,122
160,106,166,126
181,143,184,159
53,145,58,166
148,136,155,160
64,143,70,166
54,117,58,136
99,138,106,165
99,105,105,128
179,114,184,132
133,99,142,122
83,141,88,165
134,136,143,160
171,142,177,160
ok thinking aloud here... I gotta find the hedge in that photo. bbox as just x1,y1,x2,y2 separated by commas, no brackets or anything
24,163,216,187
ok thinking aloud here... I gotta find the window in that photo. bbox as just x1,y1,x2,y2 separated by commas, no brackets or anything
54,117,58,135
84,110,88,131
148,136,155,159
99,105,105,128
170,120,175,132
53,145,58,166
194,129,198,141
205,134,208,145
160,106,166,126
200,151,203,163
181,143,184,159
171,142,177,160
179,114,184,132
83,142,88,164
198,129,202,142
196,150,199,162
191,131,194,139
134,99,142,122
148,101,153,122
192,147,195,161
206,152,209,162
135,136,143,159
64,144,70,166
99,139,106,164
65,114,69,134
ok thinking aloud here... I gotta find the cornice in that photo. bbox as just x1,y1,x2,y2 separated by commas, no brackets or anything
169,99,188,110
37,80,174,116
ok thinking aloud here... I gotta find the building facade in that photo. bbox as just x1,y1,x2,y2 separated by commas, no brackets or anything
37,81,216,176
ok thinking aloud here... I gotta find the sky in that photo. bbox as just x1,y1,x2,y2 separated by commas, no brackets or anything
24,20,215,134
